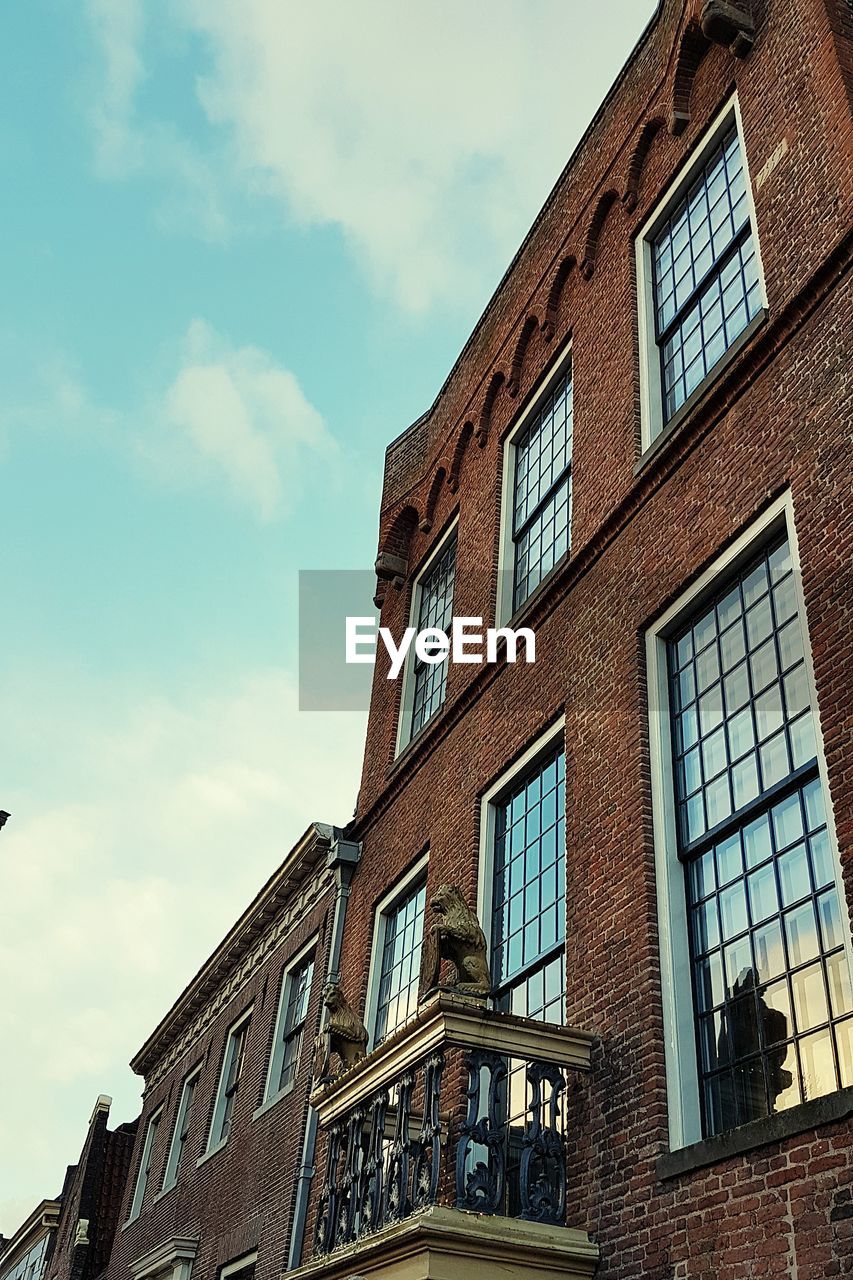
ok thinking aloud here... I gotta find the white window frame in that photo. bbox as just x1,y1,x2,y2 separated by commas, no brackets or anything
126,1105,163,1222
635,93,768,453
218,1254,257,1280
495,345,573,628
258,936,318,1112
160,1067,200,1193
364,852,429,1050
476,717,567,992
647,490,852,1150
200,1006,252,1161
395,518,459,755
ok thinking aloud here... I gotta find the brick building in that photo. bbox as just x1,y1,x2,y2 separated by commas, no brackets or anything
0,1203,60,1280
287,0,853,1276
104,826,359,1280
47,1096,138,1280
62,0,853,1278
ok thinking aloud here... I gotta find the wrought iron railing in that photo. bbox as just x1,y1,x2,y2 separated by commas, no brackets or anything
310,994,593,1258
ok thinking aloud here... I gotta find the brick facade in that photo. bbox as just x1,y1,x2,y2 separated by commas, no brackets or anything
308,0,853,1275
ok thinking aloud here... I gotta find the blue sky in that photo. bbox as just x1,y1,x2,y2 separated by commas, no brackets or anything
0,0,654,1232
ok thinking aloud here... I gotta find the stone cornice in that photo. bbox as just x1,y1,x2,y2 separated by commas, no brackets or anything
310,992,595,1127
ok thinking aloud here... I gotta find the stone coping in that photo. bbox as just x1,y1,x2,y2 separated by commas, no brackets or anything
310,992,595,1127
285,1204,599,1280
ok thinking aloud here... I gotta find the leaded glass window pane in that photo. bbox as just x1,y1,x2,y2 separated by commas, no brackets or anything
492,747,566,1020
652,125,761,424
374,880,426,1043
512,368,573,612
669,537,852,1136
411,535,456,738
490,748,567,1218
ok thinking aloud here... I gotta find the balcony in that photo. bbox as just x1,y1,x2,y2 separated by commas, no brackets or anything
291,993,598,1280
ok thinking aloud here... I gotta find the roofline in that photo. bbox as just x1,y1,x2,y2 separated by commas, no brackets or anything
385,0,666,460
0,1202,60,1267
130,821,338,1076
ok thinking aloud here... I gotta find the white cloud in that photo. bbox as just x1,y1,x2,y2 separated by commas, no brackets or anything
84,0,656,310
4,322,336,521
86,0,145,176
153,319,336,520
0,666,366,1230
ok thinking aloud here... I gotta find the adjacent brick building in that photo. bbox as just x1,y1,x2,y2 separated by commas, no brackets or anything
47,1097,138,1280
0,1203,60,1280
103,826,359,1280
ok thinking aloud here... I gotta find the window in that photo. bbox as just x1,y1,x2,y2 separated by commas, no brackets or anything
2,1236,51,1280
637,101,765,446
162,1069,199,1191
499,359,573,620
398,528,457,750
127,1108,162,1221
266,950,315,1101
477,726,567,1217
649,500,853,1149
207,1011,251,1152
370,868,427,1045
219,1256,256,1280
668,536,852,1136
489,744,566,1023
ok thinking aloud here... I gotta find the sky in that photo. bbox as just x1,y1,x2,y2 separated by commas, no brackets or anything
0,0,655,1234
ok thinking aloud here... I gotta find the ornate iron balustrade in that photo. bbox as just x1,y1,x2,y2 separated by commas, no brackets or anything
310,994,594,1258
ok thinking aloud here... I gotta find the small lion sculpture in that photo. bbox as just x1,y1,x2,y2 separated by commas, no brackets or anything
420,883,491,998
312,981,368,1081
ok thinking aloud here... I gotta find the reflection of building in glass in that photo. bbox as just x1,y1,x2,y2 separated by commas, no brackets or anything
671,537,851,1135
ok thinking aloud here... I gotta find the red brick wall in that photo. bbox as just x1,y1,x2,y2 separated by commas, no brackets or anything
316,0,853,1274
106,893,334,1280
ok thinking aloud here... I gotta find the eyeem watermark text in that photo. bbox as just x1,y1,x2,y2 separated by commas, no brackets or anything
346,617,536,679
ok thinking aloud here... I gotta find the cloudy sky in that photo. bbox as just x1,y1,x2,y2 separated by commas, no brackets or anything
0,0,654,1233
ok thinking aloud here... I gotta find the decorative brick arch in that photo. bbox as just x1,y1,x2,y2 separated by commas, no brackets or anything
580,190,619,279
670,20,710,135
419,467,446,533
476,372,505,446
376,502,418,588
622,117,666,211
447,422,474,494
506,315,540,397
542,255,577,341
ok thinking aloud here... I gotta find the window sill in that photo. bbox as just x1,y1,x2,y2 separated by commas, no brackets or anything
657,1085,853,1180
252,1083,296,1122
196,1138,228,1169
635,308,768,477
151,1181,177,1205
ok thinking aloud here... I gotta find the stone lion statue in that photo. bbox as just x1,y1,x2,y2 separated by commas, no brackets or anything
312,981,368,1080
420,884,491,998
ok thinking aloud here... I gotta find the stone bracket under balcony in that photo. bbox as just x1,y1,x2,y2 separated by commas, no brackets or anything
287,1203,600,1280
